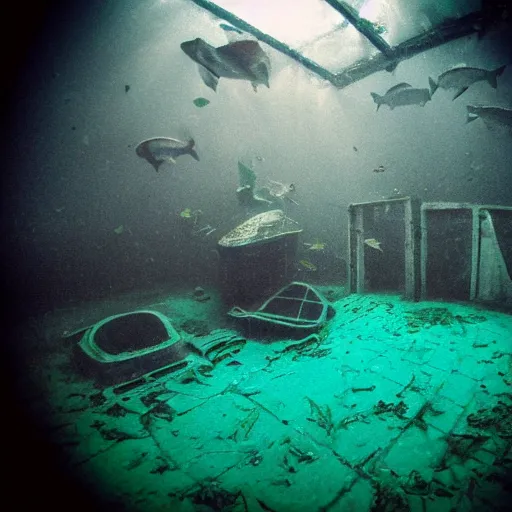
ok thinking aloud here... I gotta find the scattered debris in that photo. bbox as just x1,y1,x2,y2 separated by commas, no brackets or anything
192,286,211,302
364,238,383,252
352,385,376,393
306,397,335,436
193,97,210,108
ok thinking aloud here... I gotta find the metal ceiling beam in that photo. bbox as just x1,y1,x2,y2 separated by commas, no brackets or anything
188,0,338,83
322,0,393,57
188,2,491,91
332,11,484,88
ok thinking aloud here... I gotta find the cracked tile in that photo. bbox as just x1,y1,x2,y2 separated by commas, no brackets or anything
384,426,448,476
440,372,479,407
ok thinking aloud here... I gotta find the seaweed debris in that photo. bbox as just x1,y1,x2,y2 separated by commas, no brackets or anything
374,400,409,419
305,397,335,436
405,307,486,332
189,482,244,511
227,407,260,442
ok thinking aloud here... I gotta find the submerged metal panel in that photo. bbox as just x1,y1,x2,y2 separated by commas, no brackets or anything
348,203,365,294
470,207,480,300
477,209,512,302
348,197,418,299
403,199,415,300
420,203,512,302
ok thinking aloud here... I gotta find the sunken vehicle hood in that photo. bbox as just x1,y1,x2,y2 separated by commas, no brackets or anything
218,209,302,248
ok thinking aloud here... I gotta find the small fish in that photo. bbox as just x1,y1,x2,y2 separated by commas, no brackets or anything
371,83,431,110
238,160,257,188
192,224,216,237
135,137,199,171
353,146,358,152
193,97,210,108
364,238,383,252
373,165,385,173
180,38,271,92
304,242,325,251
429,64,506,100
299,259,317,271
114,225,124,235
466,105,512,131
124,85,130,93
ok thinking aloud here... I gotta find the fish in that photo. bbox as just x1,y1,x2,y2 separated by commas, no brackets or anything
180,208,202,220
236,184,272,208
193,97,210,108
371,83,431,110
192,224,216,237
304,242,325,251
373,165,385,173
429,65,506,100
124,85,130,93
238,160,257,188
466,105,512,131
180,38,271,92
135,137,199,171
299,259,317,271
364,238,383,252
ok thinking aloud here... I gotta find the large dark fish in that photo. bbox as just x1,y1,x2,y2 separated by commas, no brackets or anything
180,38,270,92
466,105,512,132
135,137,199,172
371,83,431,110
429,65,506,100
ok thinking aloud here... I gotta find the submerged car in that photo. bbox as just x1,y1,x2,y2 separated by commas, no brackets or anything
228,281,335,335
73,309,200,386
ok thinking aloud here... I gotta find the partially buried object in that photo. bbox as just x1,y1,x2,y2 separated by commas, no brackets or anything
228,281,335,332
193,286,211,302
217,210,302,307
218,209,301,248
180,38,270,92
136,137,199,172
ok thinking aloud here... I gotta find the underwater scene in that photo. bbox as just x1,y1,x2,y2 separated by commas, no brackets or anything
2,0,512,510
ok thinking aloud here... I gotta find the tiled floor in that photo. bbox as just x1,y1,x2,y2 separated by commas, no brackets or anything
17,291,512,511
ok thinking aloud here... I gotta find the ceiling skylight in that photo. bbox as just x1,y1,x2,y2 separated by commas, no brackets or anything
212,0,350,47
189,0,487,87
